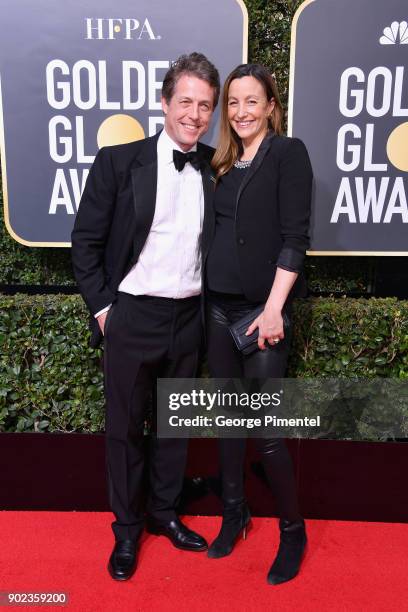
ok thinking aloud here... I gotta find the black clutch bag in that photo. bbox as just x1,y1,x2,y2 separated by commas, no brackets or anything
228,305,290,355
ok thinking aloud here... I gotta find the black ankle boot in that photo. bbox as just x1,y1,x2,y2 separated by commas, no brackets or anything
207,501,251,559
267,519,307,585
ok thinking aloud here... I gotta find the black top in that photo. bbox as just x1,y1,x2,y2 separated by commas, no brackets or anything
206,165,248,294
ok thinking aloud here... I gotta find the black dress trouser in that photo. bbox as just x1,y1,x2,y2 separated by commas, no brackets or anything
206,291,301,522
104,292,201,542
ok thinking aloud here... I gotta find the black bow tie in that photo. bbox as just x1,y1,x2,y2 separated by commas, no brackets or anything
173,149,202,172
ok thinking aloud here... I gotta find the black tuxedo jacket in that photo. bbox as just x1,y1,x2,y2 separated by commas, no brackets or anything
71,132,215,347
204,131,313,303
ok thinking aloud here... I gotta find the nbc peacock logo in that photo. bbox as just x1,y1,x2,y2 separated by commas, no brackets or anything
379,21,408,45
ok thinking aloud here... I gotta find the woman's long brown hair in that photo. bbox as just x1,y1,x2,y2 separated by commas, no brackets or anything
212,64,284,178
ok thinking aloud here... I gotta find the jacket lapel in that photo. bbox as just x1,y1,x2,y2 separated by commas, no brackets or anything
130,133,160,217
235,131,277,218
126,133,160,268
130,161,157,250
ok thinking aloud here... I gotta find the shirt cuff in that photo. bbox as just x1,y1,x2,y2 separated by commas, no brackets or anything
94,304,112,319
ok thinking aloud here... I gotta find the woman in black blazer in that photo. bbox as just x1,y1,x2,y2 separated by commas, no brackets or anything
205,64,312,585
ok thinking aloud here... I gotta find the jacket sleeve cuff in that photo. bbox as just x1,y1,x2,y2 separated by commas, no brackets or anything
276,247,305,273
88,287,116,318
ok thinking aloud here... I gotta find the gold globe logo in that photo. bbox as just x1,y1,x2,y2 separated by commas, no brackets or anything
386,122,408,172
97,114,145,148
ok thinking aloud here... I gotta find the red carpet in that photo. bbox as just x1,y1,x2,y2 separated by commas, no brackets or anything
1,513,407,611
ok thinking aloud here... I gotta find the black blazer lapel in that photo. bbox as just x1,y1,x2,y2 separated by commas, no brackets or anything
235,131,277,217
130,162,157,258
126,133,160,269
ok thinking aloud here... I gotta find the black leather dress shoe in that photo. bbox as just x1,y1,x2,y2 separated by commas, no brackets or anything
146,517,208,551
108,539,138,581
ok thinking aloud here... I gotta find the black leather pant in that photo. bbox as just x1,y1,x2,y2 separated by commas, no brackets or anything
206,290,301,522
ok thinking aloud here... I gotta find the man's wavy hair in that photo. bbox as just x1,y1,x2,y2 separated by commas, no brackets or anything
162,52,220,108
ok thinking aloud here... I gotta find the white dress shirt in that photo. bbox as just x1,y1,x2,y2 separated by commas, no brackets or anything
95,129,204,318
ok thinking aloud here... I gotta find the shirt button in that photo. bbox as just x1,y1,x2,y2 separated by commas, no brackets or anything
238,238,245,245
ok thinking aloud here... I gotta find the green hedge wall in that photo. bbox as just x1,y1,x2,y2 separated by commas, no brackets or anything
0,294,407,435
0,0,375,294
0,295,103,433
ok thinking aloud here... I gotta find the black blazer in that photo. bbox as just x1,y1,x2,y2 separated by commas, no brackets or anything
71,132,215,347
205,131,313,303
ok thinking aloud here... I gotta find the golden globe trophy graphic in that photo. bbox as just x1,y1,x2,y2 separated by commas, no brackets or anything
0,0,248,246
290,1,408,254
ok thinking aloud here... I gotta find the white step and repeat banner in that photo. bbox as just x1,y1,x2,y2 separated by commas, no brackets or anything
0,0,247,245
290,0,408,254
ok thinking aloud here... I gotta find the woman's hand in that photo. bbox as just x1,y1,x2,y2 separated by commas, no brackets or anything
246,306,284,350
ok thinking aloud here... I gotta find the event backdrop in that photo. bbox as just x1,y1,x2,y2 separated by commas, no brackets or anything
290,0,408,254
0,0,247,246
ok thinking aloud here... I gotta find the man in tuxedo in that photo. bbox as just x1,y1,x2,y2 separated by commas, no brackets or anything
71,52,219,580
